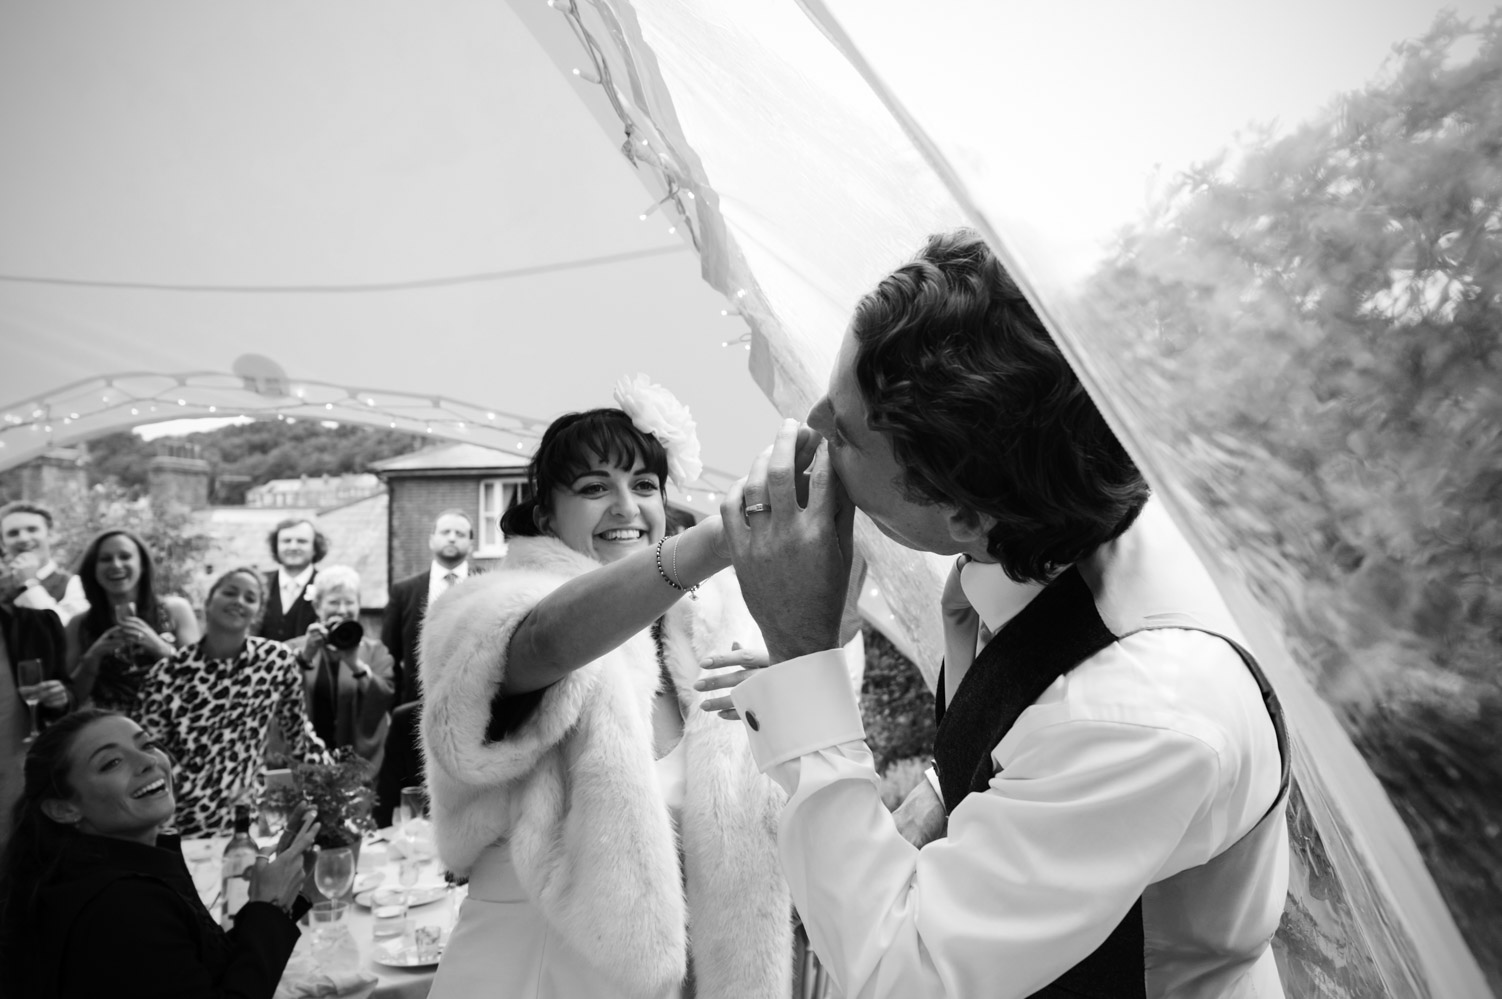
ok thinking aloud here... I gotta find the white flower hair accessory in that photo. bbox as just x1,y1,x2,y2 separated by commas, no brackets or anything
612,373,703,488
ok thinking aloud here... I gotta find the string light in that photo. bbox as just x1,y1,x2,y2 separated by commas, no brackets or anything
486,412,496,420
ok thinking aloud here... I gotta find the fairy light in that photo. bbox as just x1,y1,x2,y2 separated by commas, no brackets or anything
486,412,496,420
325,403,334,410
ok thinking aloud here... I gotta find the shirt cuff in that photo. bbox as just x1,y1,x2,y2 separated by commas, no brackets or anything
923,764,942,801
730,649,865,772
12,583,53,611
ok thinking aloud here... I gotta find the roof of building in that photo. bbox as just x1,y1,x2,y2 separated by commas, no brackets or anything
188,493,389,609
371,441,530,475
248,473,381,495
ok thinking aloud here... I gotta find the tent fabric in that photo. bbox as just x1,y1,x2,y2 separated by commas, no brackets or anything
0,1,1491,995
544,0,1490,995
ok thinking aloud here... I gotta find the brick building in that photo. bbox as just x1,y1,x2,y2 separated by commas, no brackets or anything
371,442,532,583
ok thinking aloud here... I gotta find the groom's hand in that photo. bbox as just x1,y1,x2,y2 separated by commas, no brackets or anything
722,419,855,664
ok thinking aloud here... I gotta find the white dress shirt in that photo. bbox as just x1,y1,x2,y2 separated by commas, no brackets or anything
731,501,1286,998
427,560,469,606
13,560,89,624
277,565,315,612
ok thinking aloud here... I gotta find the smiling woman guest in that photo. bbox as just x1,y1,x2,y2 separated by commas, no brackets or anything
422,378,792,999
137,568,330,837
0,709,320,998
66,529,199,713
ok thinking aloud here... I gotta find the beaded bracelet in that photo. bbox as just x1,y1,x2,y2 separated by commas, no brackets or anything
655,535,699,599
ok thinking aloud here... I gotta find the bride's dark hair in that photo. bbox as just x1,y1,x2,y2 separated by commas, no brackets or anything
499,408,669,539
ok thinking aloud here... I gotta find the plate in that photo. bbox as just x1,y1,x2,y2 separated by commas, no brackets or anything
372,940,444,969
353,871,384,895
355,885,448,909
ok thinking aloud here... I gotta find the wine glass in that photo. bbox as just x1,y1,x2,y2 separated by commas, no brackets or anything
16,659,43,744
314,846,356,902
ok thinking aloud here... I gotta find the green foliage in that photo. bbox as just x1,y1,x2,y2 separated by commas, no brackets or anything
1079,11,1502,986
82,421,425,498
263,747,376,849
859,624,936,774
50,482,212,599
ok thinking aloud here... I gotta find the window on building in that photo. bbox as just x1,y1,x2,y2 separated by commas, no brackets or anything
478,478,529,554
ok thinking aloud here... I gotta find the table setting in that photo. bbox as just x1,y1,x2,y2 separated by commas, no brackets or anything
187,786,461,999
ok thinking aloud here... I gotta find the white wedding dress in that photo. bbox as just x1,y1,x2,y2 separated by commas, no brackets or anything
429,737,688,999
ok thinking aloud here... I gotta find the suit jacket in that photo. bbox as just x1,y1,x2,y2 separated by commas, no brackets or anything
281,633,395,771
3,602,68,698
382,565,481,706
381,570,428,706
255,568,319,644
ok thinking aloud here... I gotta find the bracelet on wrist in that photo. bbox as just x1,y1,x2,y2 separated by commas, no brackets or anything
654,536,699,599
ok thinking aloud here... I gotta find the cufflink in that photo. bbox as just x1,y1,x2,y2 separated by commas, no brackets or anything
744,709,760,732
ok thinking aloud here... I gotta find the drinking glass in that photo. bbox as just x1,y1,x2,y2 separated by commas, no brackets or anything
310,899,349,947
397,785,427,830
16,659,43,744
113,600,137,625
314,846,356,901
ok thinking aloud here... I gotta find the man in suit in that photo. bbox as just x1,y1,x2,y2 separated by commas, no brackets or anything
376,509,474,824
382,508,475,707
1,501,88,623
705,230,1289,998
255,518,326,644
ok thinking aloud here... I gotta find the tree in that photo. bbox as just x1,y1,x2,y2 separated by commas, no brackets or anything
1078,11,1502,989
51,483,212,600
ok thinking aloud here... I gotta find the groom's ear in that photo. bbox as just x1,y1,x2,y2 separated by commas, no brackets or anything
946,506,994,548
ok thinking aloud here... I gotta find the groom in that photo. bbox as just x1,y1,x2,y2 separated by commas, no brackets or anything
711,230,1289,998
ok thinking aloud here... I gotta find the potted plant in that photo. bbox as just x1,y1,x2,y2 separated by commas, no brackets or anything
262,749,377,898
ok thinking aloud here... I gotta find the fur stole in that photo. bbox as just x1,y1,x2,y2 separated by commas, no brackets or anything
420,535,791,999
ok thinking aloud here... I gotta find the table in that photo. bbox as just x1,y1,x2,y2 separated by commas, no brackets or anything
185,833,462,999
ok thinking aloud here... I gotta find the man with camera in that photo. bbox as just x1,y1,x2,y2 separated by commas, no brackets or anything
282,564,395,770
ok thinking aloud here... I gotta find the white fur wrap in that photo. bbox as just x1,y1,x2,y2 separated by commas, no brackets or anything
420,535,791,999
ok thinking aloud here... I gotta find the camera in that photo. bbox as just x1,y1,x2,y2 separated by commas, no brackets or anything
326,618,364,652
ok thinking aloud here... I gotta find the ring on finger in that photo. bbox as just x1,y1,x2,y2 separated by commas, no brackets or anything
744,502,772,515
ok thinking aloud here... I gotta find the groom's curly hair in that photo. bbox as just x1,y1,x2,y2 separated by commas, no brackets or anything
851,229,1149,584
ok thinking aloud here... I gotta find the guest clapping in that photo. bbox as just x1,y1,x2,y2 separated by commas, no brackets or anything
0,709,319,999
137,568,329,837
283,566,394,769
66,529,198,713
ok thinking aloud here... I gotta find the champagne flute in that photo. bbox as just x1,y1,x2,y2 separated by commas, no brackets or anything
314,845,356,902
16,659,43,744
113,601,137,650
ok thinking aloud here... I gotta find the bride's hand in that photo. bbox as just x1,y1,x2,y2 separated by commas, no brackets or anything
693,642,770,719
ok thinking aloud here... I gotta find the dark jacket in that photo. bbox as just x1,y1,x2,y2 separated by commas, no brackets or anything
33,832,308,999
282,634,395,769
255,568,319,644
3,601,70,717
380,570,427,706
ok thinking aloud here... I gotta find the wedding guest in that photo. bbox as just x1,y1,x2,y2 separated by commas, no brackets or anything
0,501,88,623
282,565,394,769
0,709,319,999
65,529,198,713
255,519,326,644
138,568,329,837
703,230,1290,998
376,509,474,824
0,597,69,854
383,508,476,707
422,379,791,999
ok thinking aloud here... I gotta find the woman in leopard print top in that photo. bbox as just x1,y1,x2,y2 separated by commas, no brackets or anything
137,567,329,837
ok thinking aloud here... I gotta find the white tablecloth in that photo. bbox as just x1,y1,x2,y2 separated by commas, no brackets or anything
185,833,463,999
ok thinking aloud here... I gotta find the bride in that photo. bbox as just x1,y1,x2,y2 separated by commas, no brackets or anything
421,376,791,999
